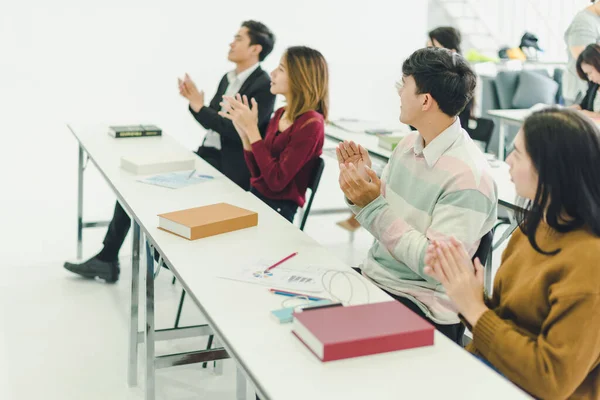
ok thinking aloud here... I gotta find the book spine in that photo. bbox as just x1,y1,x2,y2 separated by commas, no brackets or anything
189,213,258,240
323,329,434,361
143,130,162,137
113,129,162,139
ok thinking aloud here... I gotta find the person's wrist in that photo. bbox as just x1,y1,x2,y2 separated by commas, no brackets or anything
190,101,203,113
463,302,488,327
248,127,262,144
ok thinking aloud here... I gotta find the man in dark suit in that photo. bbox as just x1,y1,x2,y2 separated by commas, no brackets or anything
180,20,276,189
64,20,276,283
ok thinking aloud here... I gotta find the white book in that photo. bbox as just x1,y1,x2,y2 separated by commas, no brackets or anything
120,152,196,175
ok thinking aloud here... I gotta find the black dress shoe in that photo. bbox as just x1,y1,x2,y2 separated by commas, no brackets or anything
64,256,120,283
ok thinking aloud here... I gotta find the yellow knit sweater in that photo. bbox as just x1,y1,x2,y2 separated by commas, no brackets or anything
467,223,600,399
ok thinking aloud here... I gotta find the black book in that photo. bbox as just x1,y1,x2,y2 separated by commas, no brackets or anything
108,124,162,138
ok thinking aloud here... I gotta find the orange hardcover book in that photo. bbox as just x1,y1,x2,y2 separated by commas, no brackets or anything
158,203,258,240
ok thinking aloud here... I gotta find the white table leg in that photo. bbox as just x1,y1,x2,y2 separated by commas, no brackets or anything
213,336,223,375
128,222,141,386
77,145,84,259
498,120,506,160
145,241,156,400
236,366,247,400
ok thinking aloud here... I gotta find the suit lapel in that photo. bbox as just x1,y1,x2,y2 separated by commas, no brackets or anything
238,66,264,95
209,75,229,110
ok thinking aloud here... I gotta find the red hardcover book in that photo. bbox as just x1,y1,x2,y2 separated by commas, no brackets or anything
292,301,434,362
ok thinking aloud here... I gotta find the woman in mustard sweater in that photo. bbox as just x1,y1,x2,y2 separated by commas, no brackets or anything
424,108,600,399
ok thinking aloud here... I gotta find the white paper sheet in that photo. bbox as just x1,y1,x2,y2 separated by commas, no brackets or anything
218,260,326,293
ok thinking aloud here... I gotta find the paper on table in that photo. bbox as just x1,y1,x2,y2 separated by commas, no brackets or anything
138,170,214,189
218,260,326,293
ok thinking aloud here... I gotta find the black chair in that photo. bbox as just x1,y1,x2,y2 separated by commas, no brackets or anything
473,229,494,266
465,118,495,153
462,229,495,347
299,157,326,231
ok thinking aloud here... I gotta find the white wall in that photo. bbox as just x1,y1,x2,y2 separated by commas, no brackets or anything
0,0,427,262
1,0,428,148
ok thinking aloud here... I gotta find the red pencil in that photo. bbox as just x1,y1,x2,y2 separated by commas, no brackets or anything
264,252,298,273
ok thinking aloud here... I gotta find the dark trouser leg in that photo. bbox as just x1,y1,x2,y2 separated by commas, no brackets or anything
97,202,131,262
250,188,298,223
275,202,297,223
196,146,221,171
392,294,465,345
352,268,465,345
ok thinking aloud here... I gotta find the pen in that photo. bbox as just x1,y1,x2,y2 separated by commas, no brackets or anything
269,289,326,301
187,169,196,179
264,252,298,273
298,302,343,312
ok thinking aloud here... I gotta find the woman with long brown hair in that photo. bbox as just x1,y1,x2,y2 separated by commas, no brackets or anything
220,46,329,222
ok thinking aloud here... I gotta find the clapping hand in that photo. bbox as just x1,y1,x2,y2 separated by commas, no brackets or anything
178,73,205,113
336,140,372,180
424,237,488,326
338,162,381,208
218,94,261,146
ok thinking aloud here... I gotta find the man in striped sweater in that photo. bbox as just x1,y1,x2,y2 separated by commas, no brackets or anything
337,48,498,344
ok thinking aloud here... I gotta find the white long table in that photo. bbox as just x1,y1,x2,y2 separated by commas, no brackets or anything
487,107,600,161
68,125,529,400
486,109,530,161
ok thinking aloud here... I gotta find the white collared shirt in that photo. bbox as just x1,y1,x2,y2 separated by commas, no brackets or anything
203,63,261,149
409,117,463,168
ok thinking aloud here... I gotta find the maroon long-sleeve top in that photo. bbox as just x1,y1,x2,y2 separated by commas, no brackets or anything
244,107,324,208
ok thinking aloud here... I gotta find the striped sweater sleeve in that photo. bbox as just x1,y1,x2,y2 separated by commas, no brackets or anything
354,188,496,283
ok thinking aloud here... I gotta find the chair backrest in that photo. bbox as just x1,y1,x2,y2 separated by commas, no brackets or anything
466,118,495,153
299,157,326,231
473,229,494,266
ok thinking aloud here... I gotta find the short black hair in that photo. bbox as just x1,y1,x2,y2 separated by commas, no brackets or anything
576,44,600,81
428,26,462,55
402,47,476,118
241,20,275,62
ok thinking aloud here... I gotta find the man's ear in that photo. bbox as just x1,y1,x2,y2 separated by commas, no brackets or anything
250,44,263,58
421,93,436,112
